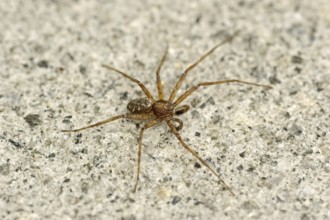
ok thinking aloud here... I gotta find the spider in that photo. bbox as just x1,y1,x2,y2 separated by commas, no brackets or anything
62,32,272,196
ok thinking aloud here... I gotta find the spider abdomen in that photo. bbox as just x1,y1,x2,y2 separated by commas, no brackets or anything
152,100,174,118
127,98,152,114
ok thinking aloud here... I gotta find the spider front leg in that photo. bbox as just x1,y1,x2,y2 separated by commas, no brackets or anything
174,80,272,106
169,31,239,102
134,119,160,192
166,120,235,196
61,113,152,132
155,44,168,100
171,105,190,130
172,118,184,131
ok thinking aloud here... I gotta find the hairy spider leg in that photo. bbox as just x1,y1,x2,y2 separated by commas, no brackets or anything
102,64,155,101
166,120,235,196
168,31,240,102
155,44,168,100
171,118,184,131
133,119,160,192
61,113,152,132
174,80,272,107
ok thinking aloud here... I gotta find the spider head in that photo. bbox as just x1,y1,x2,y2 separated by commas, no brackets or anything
152,100,174,118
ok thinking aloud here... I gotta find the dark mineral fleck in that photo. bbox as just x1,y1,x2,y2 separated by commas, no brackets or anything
37,60,49,68
171,196,181,205
9,139,24,148
24,114,42,127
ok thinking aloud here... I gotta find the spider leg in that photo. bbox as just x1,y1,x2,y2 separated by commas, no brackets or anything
172,118,183,131
102,64,155,101
134,119,160,192
62,113,153,132
174,80,272,106
168,31,239,102
156,44,168,100
166,120,235,196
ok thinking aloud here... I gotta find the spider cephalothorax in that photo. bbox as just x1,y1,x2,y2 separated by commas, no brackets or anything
151,100,174,119
62,31,272,195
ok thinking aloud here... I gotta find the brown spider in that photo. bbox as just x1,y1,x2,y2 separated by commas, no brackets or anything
62,32,272,195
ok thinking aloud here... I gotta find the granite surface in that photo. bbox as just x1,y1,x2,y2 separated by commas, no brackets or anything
0,0,329,219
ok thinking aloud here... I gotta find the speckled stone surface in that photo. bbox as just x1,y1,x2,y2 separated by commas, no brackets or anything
0,0,329,219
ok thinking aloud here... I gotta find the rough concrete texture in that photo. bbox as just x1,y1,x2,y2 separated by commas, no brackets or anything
0,0,329,219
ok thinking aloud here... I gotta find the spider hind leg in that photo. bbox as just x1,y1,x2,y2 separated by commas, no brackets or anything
133,119,160,192
61,113,152,133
